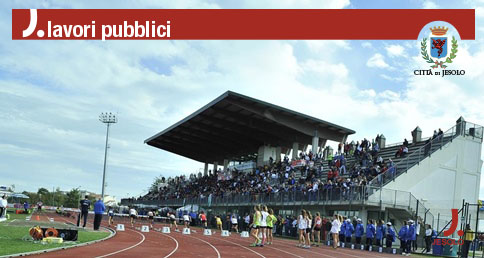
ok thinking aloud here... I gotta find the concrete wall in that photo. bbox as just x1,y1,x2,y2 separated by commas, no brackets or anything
384,135,483,230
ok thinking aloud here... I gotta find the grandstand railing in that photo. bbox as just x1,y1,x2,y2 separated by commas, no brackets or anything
122,185,433,224
369,120,483,188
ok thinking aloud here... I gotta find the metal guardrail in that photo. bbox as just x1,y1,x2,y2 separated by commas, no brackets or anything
369,120,483,188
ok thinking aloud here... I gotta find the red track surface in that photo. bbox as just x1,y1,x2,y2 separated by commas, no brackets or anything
29,214,402,258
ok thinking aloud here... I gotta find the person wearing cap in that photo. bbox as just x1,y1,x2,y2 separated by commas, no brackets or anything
385,222,396,248
366,219,376,250
355,218,364,244
398,220,409,255
339,217,347,244
406,220,416,255
344,219,354,244
376,220,386,247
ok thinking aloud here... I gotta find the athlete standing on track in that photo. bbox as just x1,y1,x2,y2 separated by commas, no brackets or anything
183,212,190,229
77,195,90,228
215,215,223,231
266,208,276,245
298,209,308,248
260,205,269,247
249,205,261,247
199,211,207,229
108,206,114,227
312,212,322,246
148,210,155,229
305,211,312,249
129,207,138,227
231,214,239,233
331,214,342,249
169,212,179,232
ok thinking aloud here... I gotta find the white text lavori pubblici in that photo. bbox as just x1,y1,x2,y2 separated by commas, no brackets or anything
45,20,171,40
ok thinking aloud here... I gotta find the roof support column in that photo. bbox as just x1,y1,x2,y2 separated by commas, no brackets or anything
204,163,209,176
319,139,327,154
312,130,319,154
223,159,229,172
292,142,299,160
275,147,282,162
213,162,218,174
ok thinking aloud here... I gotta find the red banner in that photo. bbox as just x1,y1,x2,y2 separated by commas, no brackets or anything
12,9,475,40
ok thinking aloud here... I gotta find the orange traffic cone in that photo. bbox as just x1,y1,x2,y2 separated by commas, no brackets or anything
35,215,40,221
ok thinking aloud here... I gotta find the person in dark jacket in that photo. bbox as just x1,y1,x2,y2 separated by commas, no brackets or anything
355,218,365,244
344,219,354,243
366,220,376,250
386,222,396,248
399,221,409,255
93,198,105,230
376,220,386,247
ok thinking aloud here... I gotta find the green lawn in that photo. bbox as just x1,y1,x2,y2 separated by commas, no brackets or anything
0,209,110,256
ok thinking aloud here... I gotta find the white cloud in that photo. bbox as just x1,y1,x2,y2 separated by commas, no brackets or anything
385,44,406,57
362,42,373,48
423,1,438,9
367,53,390,68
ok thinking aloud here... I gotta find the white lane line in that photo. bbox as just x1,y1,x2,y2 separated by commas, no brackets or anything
187,235,221,258
95,229,145,258
213,236,266,258
273,238,365,258
235,238,304,258
150,228,179,258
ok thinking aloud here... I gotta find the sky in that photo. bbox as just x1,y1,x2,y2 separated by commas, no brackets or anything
0,0,483,201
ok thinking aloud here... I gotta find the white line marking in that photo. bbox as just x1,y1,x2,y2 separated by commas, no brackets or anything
150,227,179,258
95,229,145,258
213,236,266,258
236,238,303,258
187,235,221,258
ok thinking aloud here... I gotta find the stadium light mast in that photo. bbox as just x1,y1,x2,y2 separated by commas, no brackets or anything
99,112,117,201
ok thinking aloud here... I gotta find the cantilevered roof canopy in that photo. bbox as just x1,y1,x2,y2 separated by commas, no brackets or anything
145,91,355,163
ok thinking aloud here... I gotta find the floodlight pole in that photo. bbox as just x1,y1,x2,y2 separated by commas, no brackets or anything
99,112,117,202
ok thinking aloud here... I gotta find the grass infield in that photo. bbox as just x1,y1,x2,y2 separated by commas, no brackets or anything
0,209,110,256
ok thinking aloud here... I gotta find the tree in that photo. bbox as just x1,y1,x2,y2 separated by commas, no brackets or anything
149,175,164,193
64,188,81,208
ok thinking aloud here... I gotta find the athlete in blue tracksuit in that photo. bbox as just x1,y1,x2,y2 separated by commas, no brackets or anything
398,221,409,254
339,219,347,243
407,220,416,254
386,222,396,248
355,219,365,244
376,220,386,247
345,219,354,243
366,220,376,250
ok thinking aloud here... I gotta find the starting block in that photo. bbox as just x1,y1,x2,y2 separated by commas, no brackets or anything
162,227,171,233
341,242,345,248
116,224,125,231
221,230,230,237
182,228,191,235
378,247,382,253
392,249,397,254
360,245,364,250
49,218,54,222
203,229,212,236
141,225,150,233
351,244,354,249
240,231,249,238
369,246,372,252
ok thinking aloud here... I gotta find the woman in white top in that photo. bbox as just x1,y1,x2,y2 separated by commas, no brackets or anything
424,224,433,253
183,213,190,229
305,211,312,249
148,210,154,229
260,206,269,246
331,214,342,249
231,214,239,233
129,208,137,227
298,210,308,247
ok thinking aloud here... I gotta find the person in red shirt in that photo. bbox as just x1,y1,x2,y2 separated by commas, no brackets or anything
199,211,207,229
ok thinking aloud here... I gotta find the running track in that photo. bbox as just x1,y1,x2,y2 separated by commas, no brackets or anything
30,213,402,258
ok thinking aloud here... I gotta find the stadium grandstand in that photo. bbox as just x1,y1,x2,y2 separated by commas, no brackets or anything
122,91,483,252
